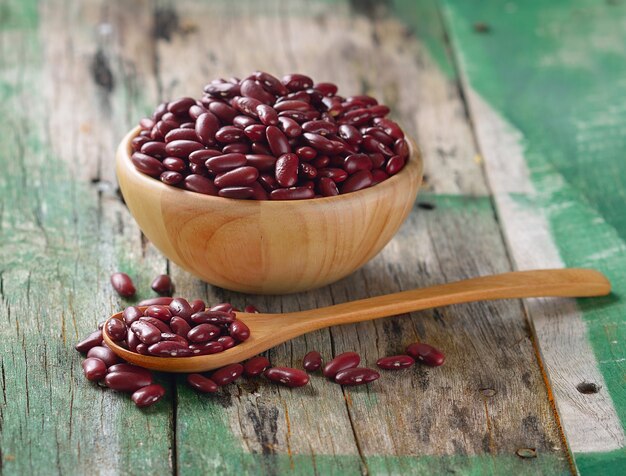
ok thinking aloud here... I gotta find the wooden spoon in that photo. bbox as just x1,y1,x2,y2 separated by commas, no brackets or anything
103,268,610,373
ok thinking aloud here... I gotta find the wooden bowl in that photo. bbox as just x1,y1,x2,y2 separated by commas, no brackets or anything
116,127,423,294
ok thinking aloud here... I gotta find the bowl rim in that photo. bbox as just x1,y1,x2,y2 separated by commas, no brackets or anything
118,126,422,205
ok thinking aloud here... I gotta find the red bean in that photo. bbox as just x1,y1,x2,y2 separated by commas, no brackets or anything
208,101,238,123
120,307,141,327
166,299,190,321
189,104,208,119
386,155,406,176
223,142,250,154
282,74,313,91
265,125,290,156
375,118,404,140
189,341,224,355
168,316,191,337
232,96,262,117
371,169,389,184
303,351,322,372
277,116,302,137
240,78,275,104
189,148,221,164
168,97,196,115
323,352,360,379
130,320,162,345
110,273,136,297
127,329,140,352
303,132,336,153
150,274,173,295
138,297,174,306
136,343,150,355
312,155,330,168
244,124,267,141
233,115,258,129
362,135,393,157
144,305,172,321
217,336,236,350
299,162,317,180
394,138,409,159
275,153,299,187
148,340,189,356
334,368,380,386
184,174,218,195
214,166,259,188
87,346,120,367
165,140,204,158
278,109,319,122
250,181,269,200
405,342,445,367
195,112,220,145
140,141,168,158
165,128,199,143
132,135,150,151
105,371,153,392
343,154,373,174
318,168,348,183
187,323,221,343
264,367,310,387
187,374,219,393
210,302,233,313
218,186,255,199
205,153,247,173
106,319,127,342
314,82,338,96
341,170,373,193
302,120,337,135
244,305,260,313
75,330,103,353
251,141,272,155
82,357,107,381
270,187,314,200
256,104,279,126
296,146,317,161
243,356,271,377
317,177,339,197
376,355,415,370
108,364,152,380
274,100,311,112
245,154,276,171
190,299,206,314
337,124,363,145
132,384,166,407
229,319,250,342
254,71,288,96
160,171,183,185
212,363,244,386
191,310,235,325
215,125,246,144
204,81,241,98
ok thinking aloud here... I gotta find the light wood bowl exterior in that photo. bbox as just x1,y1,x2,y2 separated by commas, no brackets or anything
116,127,423,294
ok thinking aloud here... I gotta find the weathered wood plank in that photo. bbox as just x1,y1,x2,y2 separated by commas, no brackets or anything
438,0,626,471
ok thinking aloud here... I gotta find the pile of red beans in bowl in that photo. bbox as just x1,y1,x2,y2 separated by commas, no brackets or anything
75,272,444,408
130,71,409,200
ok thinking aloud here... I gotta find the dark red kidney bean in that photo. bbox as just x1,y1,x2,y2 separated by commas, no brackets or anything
208,101,238,123
161,112,181,123
341,108,373,126
132,135,150,151
168,97,196,115
189,341,224,356
131,152,165,178
346,94,378,106
144,305,172,321
135,343,150,355
160,171,183,185
244,124,267,142
368,152,385,169
122,306,143,326
233,114,258,129
105,319,127,342
311,155,330,168
405,342,445,367
214,166,259,188
270,187,315,200
108,364,152,380
343,154,373,174
148,340,189,356
216,336,236,350
251,141,272,155
317,168,348,183
299,162,317,180
243,356,271,377
160,332,188,346
151,274,173,295
132,384,166,407
394,138,409,159
369,105,390,117
386,155,406,176
278,109,319,122
139,316,171,334
301,180,315,190
338,124,363,145
229,319,250,342
302,120,337,135
375,118,404,140
165,128,199,143
362,127,394,147
254,71,289,96
187,323,221,343
240,78,275,104
334,367,380,386
110,272,136,297
212,363,244,386
181,122,197,129
127,329,140,352
151,120,177,141
303,132,336,153
187,374,219,393
162,157,186,172
130,320,162,345
168,298,192,320
266,126,290,156
303,351,322,372
152,102,168,121
75,330,103,353
218,186,255,199
205,153,247,173
245,154,276,172
195,112,220,145
323,352,360,379
82,357,107,381
341,170,373,193
184,174,218,195
315,82,338,96
139,117,155,130
232,96,262,117
264,367,310,387
256,104,279,126
190,299,206,313
281,73,313,91
191,310,235,325
274,100,311,112
371,169,389,184
189,148,221,164
165,140,204,159
244,304,260,313
322,97,343,117
140,141,168,158
258,173,279,192
376,355,415,370
277,116,302,138
138,296,174,306
204,81,241,98
275,153,299,187
222,142,251,154
87,346,120,367
296,146,317,161
189,104,208,119
362,135,394,156
215,125,246,143
250,181,269,200
210,302,233,313
317,177,339,197
105,371,153,392
169,316,192,337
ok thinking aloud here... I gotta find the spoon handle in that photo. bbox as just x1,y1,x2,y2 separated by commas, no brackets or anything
289,269,610,329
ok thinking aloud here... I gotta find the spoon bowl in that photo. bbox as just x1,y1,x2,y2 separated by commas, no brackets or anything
103,268,611,372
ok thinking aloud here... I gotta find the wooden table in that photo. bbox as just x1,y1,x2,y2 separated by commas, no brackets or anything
1,0,624,474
